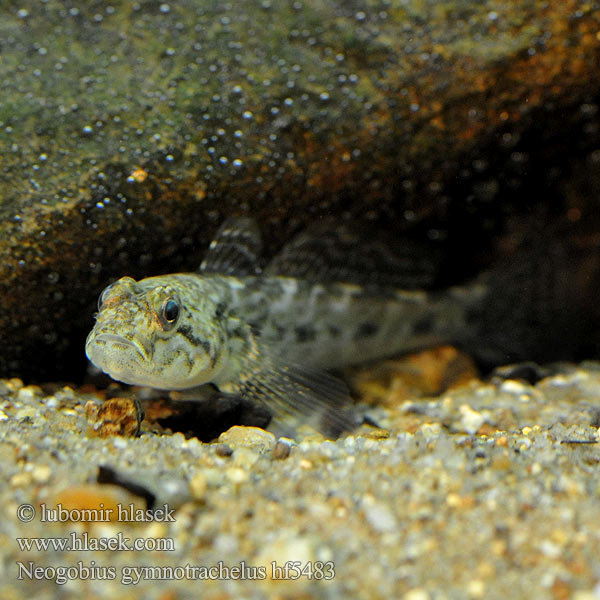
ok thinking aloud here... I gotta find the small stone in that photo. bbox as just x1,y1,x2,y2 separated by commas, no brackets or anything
213,533,239,554
446,493,462,508
500,379,530,395
256,533,315,581
8,378,24,391
92,398,141,437
54,484,144,522
84,400,100,419
145,522,168,539
467,579,486,598
458,404,485,434
31,464,52,483
225,467,249,484
214,443,233,457
15,407,36,419
492,455,512,470
17,385,42,402
218,426,276,452
189,473,207,499
403,590,430,600
272,439,292,459
11,472,32,487
231,447,260,469
364,501,398,533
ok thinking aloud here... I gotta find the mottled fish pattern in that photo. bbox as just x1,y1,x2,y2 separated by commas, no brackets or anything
86,216,583,437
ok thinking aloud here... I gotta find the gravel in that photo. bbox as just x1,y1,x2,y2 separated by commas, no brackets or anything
2,358,600,599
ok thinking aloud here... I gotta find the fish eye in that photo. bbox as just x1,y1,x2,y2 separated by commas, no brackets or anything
162,298,180,324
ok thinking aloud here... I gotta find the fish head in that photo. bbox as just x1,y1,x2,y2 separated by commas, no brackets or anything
86,275,225,389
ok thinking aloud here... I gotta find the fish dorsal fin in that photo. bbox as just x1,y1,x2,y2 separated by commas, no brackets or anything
200,217,262,276
264,219,441,290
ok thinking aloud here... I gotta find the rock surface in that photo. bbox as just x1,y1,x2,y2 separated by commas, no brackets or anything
0,0,599,379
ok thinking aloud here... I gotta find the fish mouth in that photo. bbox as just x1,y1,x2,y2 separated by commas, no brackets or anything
91,333,149,360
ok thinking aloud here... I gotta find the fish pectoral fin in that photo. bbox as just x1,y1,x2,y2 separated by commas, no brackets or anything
199,216,263,276
233,358,357,439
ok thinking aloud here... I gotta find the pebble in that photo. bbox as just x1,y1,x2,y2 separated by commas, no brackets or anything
404,590,430,600
17,386,41,402
458,404,486,434
2,360,600,598
31,464,51,483
54,484,145,521
363,500,398,533
218,425,276,451
272,438,292,459
225,467,249,484
499,379,531,395
15,407,37,420
189,472,207,499
214,443,234,457
10,472,32,487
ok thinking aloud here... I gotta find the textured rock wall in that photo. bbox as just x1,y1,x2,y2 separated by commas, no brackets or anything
0,0,599,379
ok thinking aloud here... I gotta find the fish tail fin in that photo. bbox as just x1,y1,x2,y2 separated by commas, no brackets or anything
468,233,600,366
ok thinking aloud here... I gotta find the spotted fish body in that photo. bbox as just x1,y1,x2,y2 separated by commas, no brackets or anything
85,218,499,436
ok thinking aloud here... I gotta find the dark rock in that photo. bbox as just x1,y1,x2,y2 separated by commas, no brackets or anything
0,1,599,379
